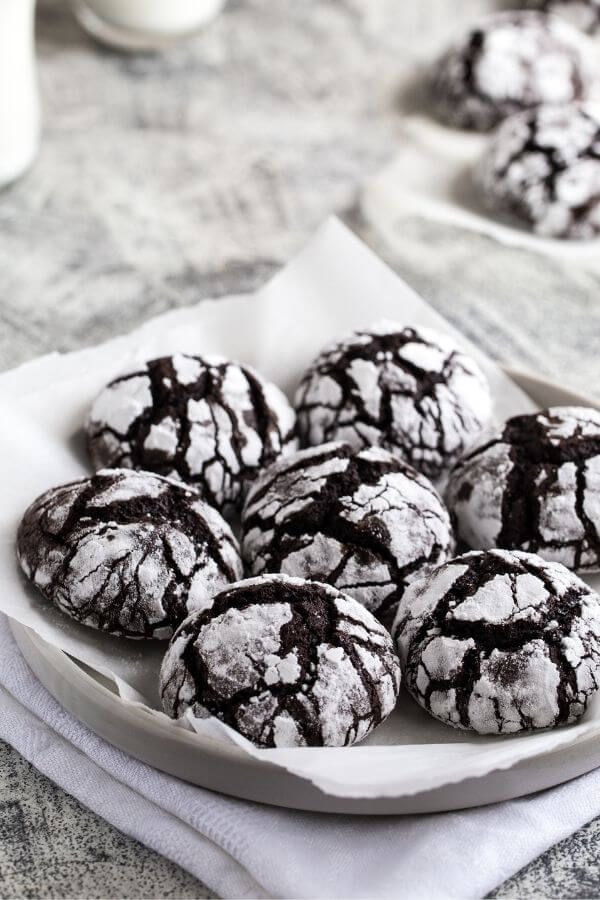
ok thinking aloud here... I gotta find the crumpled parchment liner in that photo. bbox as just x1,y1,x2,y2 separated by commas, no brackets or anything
3,217,599,799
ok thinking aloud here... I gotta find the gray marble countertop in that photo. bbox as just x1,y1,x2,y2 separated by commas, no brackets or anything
2,0,600,897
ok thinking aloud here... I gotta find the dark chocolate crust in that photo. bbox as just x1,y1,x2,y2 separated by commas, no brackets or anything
17,468,243,639
525,0,600,34
294,323,490,480
432,12,590,132
241,442,455,620
86,354,297,514
394,549,600,734
446,407,600,572
160,575,401,747
478,104,600,239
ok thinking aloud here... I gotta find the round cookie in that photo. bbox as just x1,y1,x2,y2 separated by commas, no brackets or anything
524,1,600,34
17,468,243,639
86,354,298,515
393,549,600,734
241,442,455,621
477,104,600,239
431,12,592,132
160,574,401,747
446,407,600,572
294,322,491,481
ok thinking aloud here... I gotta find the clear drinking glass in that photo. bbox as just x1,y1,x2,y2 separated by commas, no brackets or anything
71,0,227,51
0,0,39,187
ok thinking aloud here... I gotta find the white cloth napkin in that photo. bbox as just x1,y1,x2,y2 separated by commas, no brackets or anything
2,613,600,899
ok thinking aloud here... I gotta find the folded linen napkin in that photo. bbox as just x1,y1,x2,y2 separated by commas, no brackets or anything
2,613,600,899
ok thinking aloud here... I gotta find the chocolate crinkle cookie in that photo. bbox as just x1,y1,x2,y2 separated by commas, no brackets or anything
431,12,592,132
393,549,600,734
446,407,600,572
477,104,600,239
294,322,491,481
241,442,455,621
17,468,243,639
524,0,600,34
160,575,401,747
86,354,298,515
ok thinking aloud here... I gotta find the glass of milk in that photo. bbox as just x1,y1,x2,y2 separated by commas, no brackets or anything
72,0,228,50
0,0,40,188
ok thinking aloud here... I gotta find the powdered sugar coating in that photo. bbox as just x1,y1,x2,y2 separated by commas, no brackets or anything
525,1,600,34
446,407,600,572
160,574,401,747
478,104,600,239
241,442,455,621
86,354,298,515
16,468,243,639
432,12,593,132
393,549,600,734
294,322,491,481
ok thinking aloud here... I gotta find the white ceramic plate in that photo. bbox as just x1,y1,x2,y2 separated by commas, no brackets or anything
11,368,600,816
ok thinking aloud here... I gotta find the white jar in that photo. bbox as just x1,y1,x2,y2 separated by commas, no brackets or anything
72,0,227,50
0,0,40,188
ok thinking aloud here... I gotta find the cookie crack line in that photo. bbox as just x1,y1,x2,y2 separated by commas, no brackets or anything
396,550,600,734
408,553,587,651
432,12,590,132
478,105,600,239
160,576,401,748
241,442,455,619
86,354,297,514
17,469,243,639
294,324,490,479
448,408,600,570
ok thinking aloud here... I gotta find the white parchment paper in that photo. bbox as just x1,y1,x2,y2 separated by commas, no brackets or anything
2,217,599,799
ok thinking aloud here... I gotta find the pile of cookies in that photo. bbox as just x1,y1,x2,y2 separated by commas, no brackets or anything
430,5,600,240
16,322,600,747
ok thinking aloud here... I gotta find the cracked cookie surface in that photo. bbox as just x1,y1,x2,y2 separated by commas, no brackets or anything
241,442,455,621
477,104,600,239
294,322,491,481
432,12,592,132
86,354,298,515
17,468,243,639
525,0,600,34
446,407,600,572
393,549,600,734
160,574,401,747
